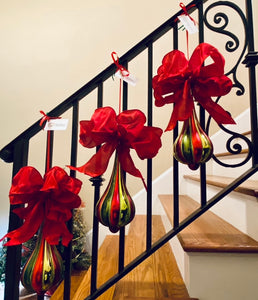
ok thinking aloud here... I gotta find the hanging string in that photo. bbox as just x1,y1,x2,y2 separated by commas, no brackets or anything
111,53,148,191
179,2,197,60
111,52,130,114
39,111,60,172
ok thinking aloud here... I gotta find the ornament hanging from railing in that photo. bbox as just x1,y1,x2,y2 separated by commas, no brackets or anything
1,112,83,296
152,42,235,169
20,226,63,295
95,152,135,233
1,166,82,295
69,106,162,232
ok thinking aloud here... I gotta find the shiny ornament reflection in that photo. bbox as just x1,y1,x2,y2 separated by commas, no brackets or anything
96,153,135,233
21,228,63,296
173,108,213,170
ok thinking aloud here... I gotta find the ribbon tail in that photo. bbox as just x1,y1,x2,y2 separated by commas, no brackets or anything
165,82,194,131
1,209,43,246
118,148,147,191
68,142,116,177
198,97,236,125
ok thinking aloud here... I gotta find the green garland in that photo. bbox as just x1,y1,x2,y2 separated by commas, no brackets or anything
59,209,92,270
0,245,6,283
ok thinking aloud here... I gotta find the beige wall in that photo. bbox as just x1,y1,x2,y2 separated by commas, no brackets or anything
0,0,257,233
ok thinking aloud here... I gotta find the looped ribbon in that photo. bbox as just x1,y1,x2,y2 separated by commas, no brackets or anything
179,2,197,25
69,107,163,190
111,52,130,77
1,166,82,246
39,110,61,127
152,43,235,131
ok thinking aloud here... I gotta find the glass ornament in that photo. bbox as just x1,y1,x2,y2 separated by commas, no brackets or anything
173,108,213,170
96,152,135,233
20,228,63,296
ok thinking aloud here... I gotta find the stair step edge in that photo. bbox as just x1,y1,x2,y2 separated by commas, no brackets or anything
159,194,258,253
184,174,258,197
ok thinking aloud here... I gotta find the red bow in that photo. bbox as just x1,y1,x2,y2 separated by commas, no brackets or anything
69,107,162,183
152,43,235,131
1,166,82,247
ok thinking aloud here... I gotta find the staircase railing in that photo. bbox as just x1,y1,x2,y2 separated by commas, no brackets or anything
0,0,257,299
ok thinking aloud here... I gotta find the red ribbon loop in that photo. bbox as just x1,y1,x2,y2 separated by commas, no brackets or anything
39,110,61,127
179,2,196,24
111,52,130,77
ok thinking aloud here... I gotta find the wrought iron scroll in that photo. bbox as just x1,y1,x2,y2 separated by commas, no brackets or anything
212,124,253,168
203,1,252,167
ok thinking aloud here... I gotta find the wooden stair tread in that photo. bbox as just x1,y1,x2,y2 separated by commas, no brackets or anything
159,194,258,253
51,235,119,300
52,215,196,299
184,174,258,197
50,269,88,300
214,131,251,157
113,215,194,299
215,148,248,157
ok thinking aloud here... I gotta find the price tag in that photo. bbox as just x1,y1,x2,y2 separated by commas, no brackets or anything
115,70,137,86
44,119,69,131
178,14,198,34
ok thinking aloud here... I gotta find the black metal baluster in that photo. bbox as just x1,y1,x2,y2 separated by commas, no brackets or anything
197,1,207,207
45,131,54,172
173,23,180,228
89,176,102,295
118,227,125,273
243,0,258,166
36,127,55,300
90,82,104,295
118,61,128,272
146,43,153,250
63,102,79,300
4,139,29,300
122,61,128,111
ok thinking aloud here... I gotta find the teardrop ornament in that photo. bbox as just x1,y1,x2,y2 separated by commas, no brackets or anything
173,108,213,170
96,152,135,233
20,228,63,295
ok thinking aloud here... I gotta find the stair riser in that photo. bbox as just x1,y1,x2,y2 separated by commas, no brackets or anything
181,176,258,241
186,252,258,300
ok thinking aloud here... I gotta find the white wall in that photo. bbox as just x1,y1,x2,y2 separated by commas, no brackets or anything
0,0,182,237
0,0,257,235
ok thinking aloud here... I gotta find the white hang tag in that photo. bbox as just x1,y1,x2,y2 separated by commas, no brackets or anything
178,15,198,34
44,119,69,131
115,70,137,86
